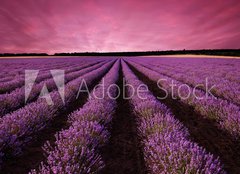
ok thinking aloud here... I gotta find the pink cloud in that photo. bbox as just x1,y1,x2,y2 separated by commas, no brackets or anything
0,0,239,54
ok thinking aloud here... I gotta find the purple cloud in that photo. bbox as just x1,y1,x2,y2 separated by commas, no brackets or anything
0,0,239,54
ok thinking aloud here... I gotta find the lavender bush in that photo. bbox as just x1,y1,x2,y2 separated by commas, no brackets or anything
0,61,106,117
30,60,120,173
127,60,240,139
122,60,225,174
0,61,114,165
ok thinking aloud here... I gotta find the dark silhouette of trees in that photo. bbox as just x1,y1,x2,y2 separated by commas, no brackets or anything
54,49,240,57
0,53,48,57
0,49,240,57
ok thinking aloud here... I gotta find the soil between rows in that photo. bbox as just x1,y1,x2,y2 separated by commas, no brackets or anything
141,63,240,107
127,61,240,174
1,61,105,117
99,64,147,174
1,63,113,174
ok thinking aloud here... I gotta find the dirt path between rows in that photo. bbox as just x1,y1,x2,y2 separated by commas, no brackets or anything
127,61,240,174
1,63,113,174
137,62,240,107
99,65,147,174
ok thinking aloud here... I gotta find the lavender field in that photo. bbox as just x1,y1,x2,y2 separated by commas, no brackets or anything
0,56,239,174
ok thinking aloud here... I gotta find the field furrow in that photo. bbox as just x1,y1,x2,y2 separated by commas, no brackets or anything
0,61,107,117
99,62,146,174
0,61,114,167
125,60,240,173
0,57,239,174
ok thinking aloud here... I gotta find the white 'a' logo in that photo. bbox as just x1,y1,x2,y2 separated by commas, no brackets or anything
25,70,65,105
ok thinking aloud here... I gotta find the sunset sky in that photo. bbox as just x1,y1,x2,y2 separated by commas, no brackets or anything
0,0,239,54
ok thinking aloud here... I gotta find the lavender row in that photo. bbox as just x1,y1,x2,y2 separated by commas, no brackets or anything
132,57,240,85
136,59,240,105
0,59,106,87
0,62,78,93
132,57,240,84
0,61,114,165
0,60,103,94
121,60,225,174
0,61,107,117
127,60,240,139
30,60,120,173
0,61,68,80
0,61,75,85
0,58,105,91
0,58,81,78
